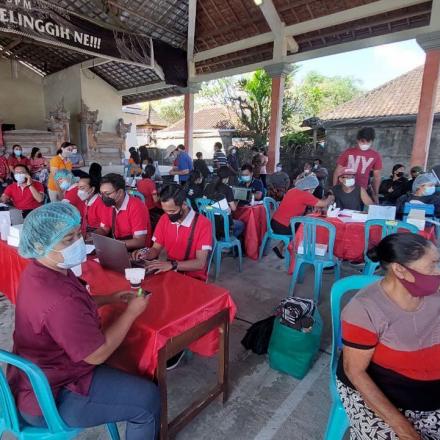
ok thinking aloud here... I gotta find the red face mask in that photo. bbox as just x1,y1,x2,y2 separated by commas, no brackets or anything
399,266,440,297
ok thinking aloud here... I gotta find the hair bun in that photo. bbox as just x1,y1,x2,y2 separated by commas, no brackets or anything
367,246,380,262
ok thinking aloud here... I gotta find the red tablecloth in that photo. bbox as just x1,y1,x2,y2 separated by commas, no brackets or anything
233,205,267,260
287,217,436,274
0,241,236,377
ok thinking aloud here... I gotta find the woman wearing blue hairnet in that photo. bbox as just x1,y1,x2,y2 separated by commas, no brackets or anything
8,202,160,439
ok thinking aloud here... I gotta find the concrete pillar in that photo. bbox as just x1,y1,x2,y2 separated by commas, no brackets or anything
184,92,194,157
264,63,294,173
411,32,440,169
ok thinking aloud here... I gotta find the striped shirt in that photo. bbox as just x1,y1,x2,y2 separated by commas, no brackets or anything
337,281,440,411
213,151,228,170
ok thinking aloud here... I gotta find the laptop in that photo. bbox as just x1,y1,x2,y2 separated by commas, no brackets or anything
91,233,143,273
232,186,251,202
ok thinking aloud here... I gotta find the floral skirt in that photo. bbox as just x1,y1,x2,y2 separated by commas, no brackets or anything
337,379,440,440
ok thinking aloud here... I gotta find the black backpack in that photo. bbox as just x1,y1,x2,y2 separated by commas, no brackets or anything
241,316,275,355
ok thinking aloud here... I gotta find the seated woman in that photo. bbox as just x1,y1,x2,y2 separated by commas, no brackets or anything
396,173,440,218
238,163,264,203
7,144,30,174
271,175,334,259
29,147,49,185
204,166,245,238
379,164,408,205
1,164,44,217
9,202,159,438
331,168,373,211
337,233,440,440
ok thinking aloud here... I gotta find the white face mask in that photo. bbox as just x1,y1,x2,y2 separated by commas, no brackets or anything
53,237,87,269
62,149,72,158
72,149,78,155
276,166,282,172
77,189,91,201
344,178,356,187
14,173,26,184
358,142,371,151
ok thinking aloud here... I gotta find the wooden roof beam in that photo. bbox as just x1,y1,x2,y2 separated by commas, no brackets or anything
194,0,430,62
187,0,197,80
117,81,174,97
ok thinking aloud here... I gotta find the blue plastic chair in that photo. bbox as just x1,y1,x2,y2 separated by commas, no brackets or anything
127,189,145,203
403,202,435,220
288,217,341,303
324,275,380,440
259,197,292,270
205,206,242,280
0,349,119,439
195,197,214,213
363,219,418,276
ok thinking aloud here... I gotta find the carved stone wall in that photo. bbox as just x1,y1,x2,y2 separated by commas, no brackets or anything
46,98,70,151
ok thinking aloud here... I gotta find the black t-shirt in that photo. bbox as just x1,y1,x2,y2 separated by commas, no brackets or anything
193,159,210,178
204,182,234,203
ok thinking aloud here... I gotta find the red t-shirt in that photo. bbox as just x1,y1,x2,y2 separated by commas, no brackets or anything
4,181,44,210
136,178,158,210
8,156,30,169
63,185,81,210
272,188,319,227
8,261,105,416
153,209,213,281
100,194,150,244
0,156,9,180
63,191,105,232
337,147,383,189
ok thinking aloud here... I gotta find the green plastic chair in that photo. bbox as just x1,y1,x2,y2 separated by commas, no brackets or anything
259,197,292,270
205,206,242,280
324,275,380,440
288,216,341,303
0,349,120,439
363,219,418,276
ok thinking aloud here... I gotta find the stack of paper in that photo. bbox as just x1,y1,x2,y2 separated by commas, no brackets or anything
407,209,426,231
7,224,23,247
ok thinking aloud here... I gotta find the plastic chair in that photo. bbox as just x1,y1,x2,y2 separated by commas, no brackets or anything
324,275,380,440
259,197,292,270
127,189,145,203
363,219,418,276
0,349,119,440
288,217,341,303
205,206,242,280
403,202,435,220
195,197,214,213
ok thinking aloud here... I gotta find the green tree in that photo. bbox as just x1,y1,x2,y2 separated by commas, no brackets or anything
294,71,362,118
148,96,184,125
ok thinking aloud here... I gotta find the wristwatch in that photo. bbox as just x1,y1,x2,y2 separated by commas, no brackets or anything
170,260,178,271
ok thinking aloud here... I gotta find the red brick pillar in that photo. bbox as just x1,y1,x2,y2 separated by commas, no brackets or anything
411,32,440,169
184,92,194,158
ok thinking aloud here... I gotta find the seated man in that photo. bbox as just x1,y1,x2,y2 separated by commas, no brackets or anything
1,164,44,217
238,163,264,203
63,172,104,236
271,175,334,259
94,173,149,250
132,184,213,281
267,163,290,201
396,173,440,218
331,168,373,211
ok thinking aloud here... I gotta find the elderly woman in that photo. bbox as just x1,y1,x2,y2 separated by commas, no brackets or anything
8,203,160,438
396,172,440,218
271,175,334,259
337,233,440,440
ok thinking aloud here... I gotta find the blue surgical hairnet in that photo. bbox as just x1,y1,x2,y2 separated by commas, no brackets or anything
54,169,77,184
295,175,319,190
412,172,438,193
19,202,81,258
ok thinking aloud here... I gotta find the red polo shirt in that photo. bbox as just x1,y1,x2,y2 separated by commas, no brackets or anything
63,191,105,232
153,209,213,281
8,156,30,170
3,181,44,211
63,185,81,208
136,178,158,210
8,261,105,416
100,194,150,244
272,188,319,227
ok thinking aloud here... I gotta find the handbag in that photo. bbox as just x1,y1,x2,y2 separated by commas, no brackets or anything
241,316,275,355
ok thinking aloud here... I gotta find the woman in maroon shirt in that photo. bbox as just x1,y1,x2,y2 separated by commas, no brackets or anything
9,202,159,439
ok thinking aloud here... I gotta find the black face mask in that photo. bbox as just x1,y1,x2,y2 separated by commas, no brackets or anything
395,172,404,178
168,209,182,223
102,195,117,207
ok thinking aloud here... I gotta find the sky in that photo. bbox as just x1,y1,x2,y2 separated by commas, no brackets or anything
295,39,426,91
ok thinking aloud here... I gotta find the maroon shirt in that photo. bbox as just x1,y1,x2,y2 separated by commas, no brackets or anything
8,261,105,416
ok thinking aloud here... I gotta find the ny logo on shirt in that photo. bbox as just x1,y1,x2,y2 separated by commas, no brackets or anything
347,154,374,174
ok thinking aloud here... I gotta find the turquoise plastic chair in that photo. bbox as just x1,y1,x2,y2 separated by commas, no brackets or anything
363,219,418,276
127,189,145,203
0,349,119,439
205,206,242,280
403,202,435,219
288,216,341,303
259,197,292,270
195,197,214,213
324,275,380,440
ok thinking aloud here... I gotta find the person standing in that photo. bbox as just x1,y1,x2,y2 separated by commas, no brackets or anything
169,144,193,185
312,159,328,199
193,152,210,180
227,146,240,174
259,149,269,188
333,127,383,203
213,142,228,172
48,142,74,202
